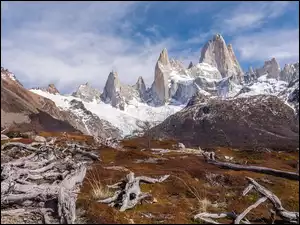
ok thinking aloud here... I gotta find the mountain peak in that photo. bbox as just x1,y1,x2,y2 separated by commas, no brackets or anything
158,48,170,65
188,61,194,69
213,33,224,41
134,76,147,99
199,34,243,83
47,83,60,94
1,67,23,86
136,76,144,83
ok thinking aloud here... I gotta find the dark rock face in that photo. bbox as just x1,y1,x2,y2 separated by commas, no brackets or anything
151,95,299,151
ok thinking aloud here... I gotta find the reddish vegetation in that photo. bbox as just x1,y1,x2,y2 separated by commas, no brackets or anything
75,136,299,224
39,131,94,144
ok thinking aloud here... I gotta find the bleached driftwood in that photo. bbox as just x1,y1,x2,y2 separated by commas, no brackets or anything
194,212,251,224
1,140,99,224
98,172,169,211
58,166,87,224
242,177,299,224
202,151,299,181
194,177,298,224
234,197,267,224
1,208,54,224
1,142,39,151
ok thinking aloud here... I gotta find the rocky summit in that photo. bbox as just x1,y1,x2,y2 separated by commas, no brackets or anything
199,34,244,83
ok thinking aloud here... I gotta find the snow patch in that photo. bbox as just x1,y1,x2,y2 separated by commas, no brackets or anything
30,89,184,137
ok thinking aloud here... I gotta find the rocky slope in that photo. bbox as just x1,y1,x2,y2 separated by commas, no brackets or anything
67,99,122,139
150,94,299,151
1,68,77,133
2,68,122,140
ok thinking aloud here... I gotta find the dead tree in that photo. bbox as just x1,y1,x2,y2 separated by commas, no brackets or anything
194,177,299,224
98,172,169,211
202,151,299,181
1,140,99,224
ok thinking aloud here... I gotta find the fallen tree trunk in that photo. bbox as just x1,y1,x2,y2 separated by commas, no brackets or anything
202,151,299,181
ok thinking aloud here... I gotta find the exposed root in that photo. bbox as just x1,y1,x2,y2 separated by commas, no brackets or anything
98,172,169,211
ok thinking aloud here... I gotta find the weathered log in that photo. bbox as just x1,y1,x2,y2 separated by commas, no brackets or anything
203,152,299,181
194,212,250,224
1,140,91,224
193,177,298,224
98,172,170,212
1,208,54,224
73,147,99,161
234,197,267,224
245,177,299,223
58,166,87,224
1,142,39,151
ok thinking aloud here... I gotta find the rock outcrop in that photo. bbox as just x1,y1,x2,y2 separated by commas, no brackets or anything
244,66,257,84
170,59,188,75
72,82,101,103
188,61,194,69
133,76,147,100
199,34,244,83
151,48,171,105
101,71,140,110
255,58,281,79
279,62,299,83
227,44,243,83
45,84,60,94
100,71,124,109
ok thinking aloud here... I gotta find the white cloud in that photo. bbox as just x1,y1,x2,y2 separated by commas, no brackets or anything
232,28,299,66
1,1,298,94
217,1,292,33
1,2,177,93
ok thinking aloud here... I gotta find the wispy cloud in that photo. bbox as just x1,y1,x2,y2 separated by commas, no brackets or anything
1,2,176,93
217,1,293,33
232,28,299,66
1,1,298,93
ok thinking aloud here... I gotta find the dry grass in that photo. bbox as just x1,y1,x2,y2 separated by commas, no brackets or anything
86,170,114,200
171,174,214,216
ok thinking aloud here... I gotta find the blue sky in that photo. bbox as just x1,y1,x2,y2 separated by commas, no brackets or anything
1,1,299,93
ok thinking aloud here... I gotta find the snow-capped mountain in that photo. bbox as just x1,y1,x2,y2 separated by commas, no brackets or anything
30,88,183,137
2,33,299,141
72,82,101,103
